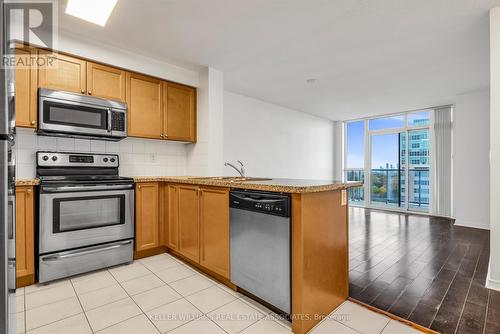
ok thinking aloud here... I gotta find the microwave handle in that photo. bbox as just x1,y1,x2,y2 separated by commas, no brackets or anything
107,109,112,132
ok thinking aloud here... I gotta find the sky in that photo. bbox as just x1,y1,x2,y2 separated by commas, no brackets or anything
346,112,429,170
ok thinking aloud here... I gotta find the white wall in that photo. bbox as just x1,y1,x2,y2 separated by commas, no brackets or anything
333,121,344,180
223,91,334,179
53,31,200,87
15,129,188,179
453,89,490,229
488,6,500,292
186,68,224,176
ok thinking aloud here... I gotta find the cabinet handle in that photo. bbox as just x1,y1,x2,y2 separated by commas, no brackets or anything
138,185,141,190
30,120,35,125
81,89,85,94
88,90,92,95
160,134,164,138
27,188,32,194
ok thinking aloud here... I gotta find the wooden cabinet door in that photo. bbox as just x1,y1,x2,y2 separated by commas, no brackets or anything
87,62,126,101
127,73,162,139
135,182,159,251
177,185,200,262
200,187,230,279
158,184,169,247
16,186,34,280
38,53,86,94
167,185,179,250
163,82,196,142
15,47,38,128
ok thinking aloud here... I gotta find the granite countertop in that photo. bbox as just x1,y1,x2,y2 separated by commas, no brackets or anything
15,179,40,186
134,176,362,194
14,176,363,193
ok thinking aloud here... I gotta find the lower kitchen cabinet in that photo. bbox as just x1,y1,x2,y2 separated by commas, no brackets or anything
16,186,35,287
166,184,179,250
159,184,169,248
135,182,159,251
135,182,230,278
177,185,200,262
166,184,230,279
199,187,230,279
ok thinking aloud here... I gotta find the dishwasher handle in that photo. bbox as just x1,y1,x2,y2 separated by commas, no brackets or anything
230,191,290,217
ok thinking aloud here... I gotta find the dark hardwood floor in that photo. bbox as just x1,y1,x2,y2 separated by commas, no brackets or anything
348,207,500,334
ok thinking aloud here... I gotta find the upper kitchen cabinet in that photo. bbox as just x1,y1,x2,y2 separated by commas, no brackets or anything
163,82,196,142
15,46,38,128
87,62,126,102
38,52,86,94
126,72,163,139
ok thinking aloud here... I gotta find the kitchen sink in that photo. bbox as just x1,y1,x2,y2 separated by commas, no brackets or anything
188,176,272,182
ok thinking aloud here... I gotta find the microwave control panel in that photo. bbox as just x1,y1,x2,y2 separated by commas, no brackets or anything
111,111,126,131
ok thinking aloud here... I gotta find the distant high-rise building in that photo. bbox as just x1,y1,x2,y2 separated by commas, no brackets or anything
400,127,429,209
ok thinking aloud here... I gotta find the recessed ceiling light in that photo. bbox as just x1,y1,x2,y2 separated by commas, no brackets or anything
66,0,118,27
306,78,317,84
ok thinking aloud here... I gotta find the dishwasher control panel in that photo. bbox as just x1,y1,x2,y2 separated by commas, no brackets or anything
229,190,290,217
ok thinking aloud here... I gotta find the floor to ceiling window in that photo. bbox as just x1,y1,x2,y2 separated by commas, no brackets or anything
344,110,431,212
345,120,365,205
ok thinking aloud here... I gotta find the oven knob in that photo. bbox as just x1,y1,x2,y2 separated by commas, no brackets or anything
110,158,116,163
51,156,58,161
103,157,109,162
42,155,49,161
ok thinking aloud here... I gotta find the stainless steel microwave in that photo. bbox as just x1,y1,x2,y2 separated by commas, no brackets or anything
38,88,127,141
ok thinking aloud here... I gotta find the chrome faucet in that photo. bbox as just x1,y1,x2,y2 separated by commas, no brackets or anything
224,160,245,177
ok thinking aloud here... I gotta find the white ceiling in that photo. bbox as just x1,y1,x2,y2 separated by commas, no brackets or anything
57,0,500,120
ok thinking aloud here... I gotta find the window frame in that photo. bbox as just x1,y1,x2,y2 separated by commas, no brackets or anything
343,109,433,213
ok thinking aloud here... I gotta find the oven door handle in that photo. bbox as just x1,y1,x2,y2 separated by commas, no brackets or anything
42,184,134,193
41,240,133,262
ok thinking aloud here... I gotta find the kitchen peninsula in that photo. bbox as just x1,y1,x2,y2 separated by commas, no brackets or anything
14,176,360,334
133,176,362,334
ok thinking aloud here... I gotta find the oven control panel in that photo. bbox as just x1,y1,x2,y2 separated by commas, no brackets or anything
37,152,119,168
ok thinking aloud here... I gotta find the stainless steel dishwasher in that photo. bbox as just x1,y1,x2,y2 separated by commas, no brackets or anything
230,190,291,314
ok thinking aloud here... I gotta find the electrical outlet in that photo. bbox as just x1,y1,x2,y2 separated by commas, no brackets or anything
149,153,157,163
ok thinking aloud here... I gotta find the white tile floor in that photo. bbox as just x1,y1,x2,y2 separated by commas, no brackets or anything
16,253,422,334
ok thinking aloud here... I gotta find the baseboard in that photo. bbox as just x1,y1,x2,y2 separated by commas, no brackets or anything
348,298,439,334
168,249,235,290
353,205,455,221
486,267,500,292
16,274,35,288
134,246,167,260
453,220,490,230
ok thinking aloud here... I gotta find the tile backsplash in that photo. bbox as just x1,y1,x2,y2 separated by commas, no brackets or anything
15,128,188,179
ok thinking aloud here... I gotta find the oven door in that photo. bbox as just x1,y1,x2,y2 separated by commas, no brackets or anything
39,184,134,254
39,96,112,137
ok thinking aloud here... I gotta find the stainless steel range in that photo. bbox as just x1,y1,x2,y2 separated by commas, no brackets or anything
36,151,134,283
